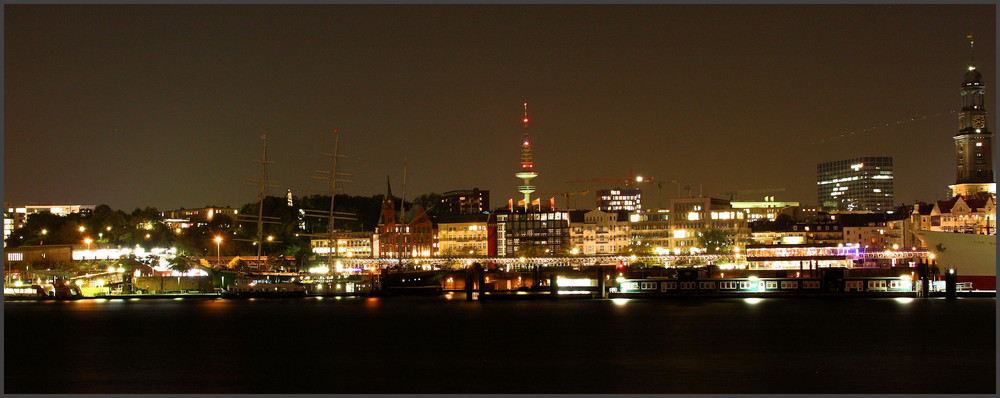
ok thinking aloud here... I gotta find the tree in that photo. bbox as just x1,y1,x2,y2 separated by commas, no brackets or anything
554,241,575,256
228,258,250,273
283,243,311,271
438,247,462,258
514,241,546,257
167,255,197,275
115,254,144,273
696,229,731,254
263,254,291,272
617,241,653,256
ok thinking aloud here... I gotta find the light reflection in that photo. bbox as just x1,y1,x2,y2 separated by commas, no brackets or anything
894,297,914,304
611,298,629,306
744,298,763,305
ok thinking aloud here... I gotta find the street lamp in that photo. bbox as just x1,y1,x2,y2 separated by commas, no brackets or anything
79,226,85,233
84,237,93,251
214,236,223,266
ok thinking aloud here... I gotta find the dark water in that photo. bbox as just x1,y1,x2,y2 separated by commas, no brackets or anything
4,295,996,394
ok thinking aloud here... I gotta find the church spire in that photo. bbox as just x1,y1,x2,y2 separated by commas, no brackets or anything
968,34,976,69
386,174,393,199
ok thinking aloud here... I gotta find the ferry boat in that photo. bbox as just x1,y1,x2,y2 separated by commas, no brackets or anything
221,280,307,298
913,230,996,290
3,282,83,300
383,270,446,295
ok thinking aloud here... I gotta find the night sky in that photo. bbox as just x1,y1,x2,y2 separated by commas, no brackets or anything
4,5,995,211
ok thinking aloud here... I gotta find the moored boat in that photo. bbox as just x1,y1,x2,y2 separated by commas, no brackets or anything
913,230,996,290
221,280,307,298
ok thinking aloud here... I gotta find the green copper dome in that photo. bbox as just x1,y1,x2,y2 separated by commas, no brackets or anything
964,67,982,86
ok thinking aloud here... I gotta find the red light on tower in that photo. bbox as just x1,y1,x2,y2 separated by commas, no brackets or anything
523,118,529,123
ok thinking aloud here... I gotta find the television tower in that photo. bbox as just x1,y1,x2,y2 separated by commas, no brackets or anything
515,102,538,211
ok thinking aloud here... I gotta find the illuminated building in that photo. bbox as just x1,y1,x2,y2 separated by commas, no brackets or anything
929,192,996,234
160,207,239,228
841,223,890,249
669,197,748,254
496,209,583,257
597,188,641,212
440,188,490,215
627,209,671,251
750,222,842,246
817,157,894,212
730,196,800,222
514,103,539,211
3,204,21,248
311,231,373,258
13,204,96,217
951,35,996,197
375,181,436,259
569,209,630,255
4,203,96,246
5,245,74,267
436,213,497,256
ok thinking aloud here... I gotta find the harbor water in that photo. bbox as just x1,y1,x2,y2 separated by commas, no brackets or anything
4,296,995,393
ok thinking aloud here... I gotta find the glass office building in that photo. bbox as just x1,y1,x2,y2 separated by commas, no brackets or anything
817,157,894,213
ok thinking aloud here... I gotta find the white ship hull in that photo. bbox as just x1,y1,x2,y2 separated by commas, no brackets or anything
913,230,997,290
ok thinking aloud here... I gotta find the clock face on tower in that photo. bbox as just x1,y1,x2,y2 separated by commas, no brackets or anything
972,115,986,129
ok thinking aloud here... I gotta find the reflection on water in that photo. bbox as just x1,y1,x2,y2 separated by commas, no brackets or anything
4,297,995,394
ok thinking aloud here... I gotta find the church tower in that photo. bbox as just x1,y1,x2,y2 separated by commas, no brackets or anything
951,34,996,197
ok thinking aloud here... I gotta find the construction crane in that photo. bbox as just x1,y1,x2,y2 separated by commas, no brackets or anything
566,169,652,188
724,187,786,201
535,190,590,209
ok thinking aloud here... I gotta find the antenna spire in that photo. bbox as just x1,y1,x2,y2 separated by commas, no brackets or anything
515,102,539,211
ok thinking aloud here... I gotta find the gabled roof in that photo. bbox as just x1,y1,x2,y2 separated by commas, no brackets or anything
934,196,960,214
964,198,989,210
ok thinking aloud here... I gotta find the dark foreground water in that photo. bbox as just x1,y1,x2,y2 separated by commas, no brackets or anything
4,295,996,394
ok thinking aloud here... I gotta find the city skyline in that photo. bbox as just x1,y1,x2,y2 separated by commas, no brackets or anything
4,5,996,211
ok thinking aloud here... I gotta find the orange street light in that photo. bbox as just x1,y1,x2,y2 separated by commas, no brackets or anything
84,237,93,251
214,236,223,266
